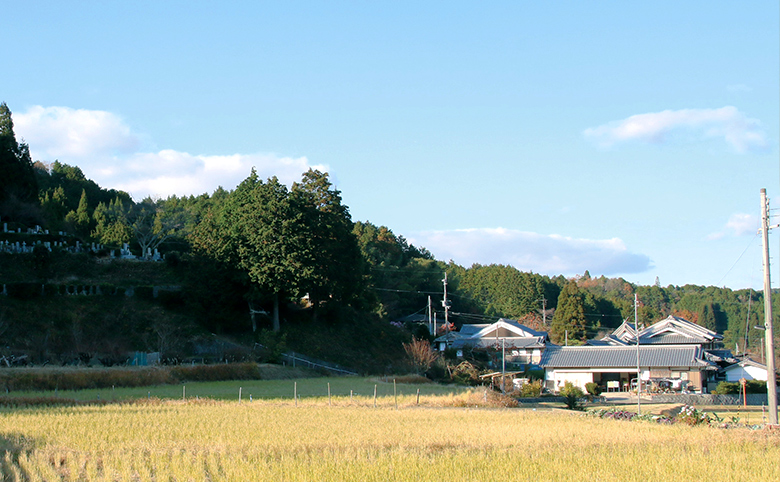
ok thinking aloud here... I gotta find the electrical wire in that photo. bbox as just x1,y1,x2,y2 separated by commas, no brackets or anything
716,232,759,287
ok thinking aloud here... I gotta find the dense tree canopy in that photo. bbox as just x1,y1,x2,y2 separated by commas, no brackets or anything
0,101,777,365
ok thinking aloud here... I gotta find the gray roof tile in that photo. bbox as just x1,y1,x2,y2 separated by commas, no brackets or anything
540,345,712,369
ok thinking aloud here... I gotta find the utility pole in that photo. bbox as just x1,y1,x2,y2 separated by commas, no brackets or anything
635,293,641,416
501,338,506,393
538,297,548,326
760,188,778,425
442,272,451,333
427,296,433,337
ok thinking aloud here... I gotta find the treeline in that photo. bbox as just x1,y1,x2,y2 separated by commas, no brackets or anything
0,102,773,365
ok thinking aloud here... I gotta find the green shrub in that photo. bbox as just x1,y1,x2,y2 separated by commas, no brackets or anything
520,380,543,397
585,382,602,396
256,330,287,363
715,380,766,395
746,380,767,394
714,381,740,395
560,381,585,410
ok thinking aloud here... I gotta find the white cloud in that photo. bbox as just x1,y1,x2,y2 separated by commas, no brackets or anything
727,84,751,92
726,213,757,236
583,106,768,153
709,213,758,240
14,106,141,158
13,105,326,200
408,228,652,276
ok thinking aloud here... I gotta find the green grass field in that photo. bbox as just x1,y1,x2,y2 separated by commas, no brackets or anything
1,376,469,405
0,377,778,481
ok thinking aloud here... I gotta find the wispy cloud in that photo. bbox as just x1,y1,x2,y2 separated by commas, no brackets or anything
727,84,751,92
708,213,758,240
583,106,768,153
409,228,652,276
14,105,325,200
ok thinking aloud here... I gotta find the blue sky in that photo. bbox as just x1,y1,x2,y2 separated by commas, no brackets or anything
4,1,778,289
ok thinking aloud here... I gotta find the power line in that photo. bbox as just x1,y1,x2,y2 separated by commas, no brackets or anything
716,232,759,287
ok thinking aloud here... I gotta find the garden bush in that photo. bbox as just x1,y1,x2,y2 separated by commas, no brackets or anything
520,380,543,397
715,380,767,395
559,381,585,410
585,382,602,396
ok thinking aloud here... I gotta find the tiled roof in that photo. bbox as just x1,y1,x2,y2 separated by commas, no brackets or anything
639,333,711,345
452,336,546,350
458,324,489,336
603,315,723,346
435,319,549,346
540,345,713,369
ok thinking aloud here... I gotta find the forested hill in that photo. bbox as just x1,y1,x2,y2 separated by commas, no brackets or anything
0,102,772,368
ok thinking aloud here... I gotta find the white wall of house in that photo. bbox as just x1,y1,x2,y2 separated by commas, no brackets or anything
725,365,768,382
546,370,594,392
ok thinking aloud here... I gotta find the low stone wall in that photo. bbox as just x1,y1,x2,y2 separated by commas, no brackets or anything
650,393,769,406
515,396,566,404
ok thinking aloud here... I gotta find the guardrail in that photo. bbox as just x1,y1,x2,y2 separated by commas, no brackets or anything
280,352,359,376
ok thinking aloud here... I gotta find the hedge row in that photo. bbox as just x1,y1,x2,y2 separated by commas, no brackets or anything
0,363,263,392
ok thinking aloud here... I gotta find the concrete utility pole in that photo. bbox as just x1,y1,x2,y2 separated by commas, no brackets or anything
538,297,548,326
635,293,641,416
760,188,778,425
442,272,451,332
427,295,433,337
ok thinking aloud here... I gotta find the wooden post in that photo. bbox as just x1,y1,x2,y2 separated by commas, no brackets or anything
328,382,331,407
373,384,377,408
350,390,353,403
239,387,242,403
183,385,186,401
294,382,298,407
416,388,420,405
394,379,397,410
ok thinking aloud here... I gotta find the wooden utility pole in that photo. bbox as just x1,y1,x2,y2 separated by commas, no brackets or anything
760,188,778,425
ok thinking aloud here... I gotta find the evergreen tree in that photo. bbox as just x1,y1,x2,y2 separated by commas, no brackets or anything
191,171,305,331
291,169,367,318
0,102,38,211
65,189,92,237
551,281,588,344
92,198,132,246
